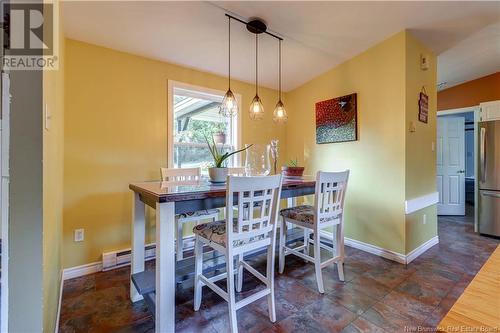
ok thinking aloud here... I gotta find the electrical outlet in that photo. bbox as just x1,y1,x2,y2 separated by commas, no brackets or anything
423,214,427,225
74,229,84,242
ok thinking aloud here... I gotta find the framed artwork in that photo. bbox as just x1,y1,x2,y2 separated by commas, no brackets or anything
315,93,357,144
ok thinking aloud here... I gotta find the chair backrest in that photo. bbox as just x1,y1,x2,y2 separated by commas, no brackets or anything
314,170,350,225
228,167,246,176
225,175,283,248
160,167,201,182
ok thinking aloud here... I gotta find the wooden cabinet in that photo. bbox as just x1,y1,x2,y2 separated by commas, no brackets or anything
479,100,500,121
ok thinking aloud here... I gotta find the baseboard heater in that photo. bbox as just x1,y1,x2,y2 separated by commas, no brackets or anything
102,242,157,271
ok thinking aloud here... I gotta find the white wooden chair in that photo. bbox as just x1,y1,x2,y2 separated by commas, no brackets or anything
278,170,349,293
228,167,246,176
160,167,219,261
193,175,283,333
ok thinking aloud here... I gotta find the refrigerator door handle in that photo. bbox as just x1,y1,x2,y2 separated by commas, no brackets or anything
482,191,500,198
480,127,486,183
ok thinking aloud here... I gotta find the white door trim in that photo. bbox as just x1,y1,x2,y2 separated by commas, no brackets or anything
437,106,480,231
1,72,10,333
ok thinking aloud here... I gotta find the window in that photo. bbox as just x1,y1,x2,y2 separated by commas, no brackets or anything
168,82,240,170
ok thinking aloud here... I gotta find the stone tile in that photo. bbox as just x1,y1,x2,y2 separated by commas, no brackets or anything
341,316,386,333
361,302,419,332
345,276,392,300
395,275,452,306
326,283,378,315
380,290,436,322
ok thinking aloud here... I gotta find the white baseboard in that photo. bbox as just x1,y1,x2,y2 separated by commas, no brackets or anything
406,236,439,264
319,230,438,265
54,270,64,333
344,237,407,264
405,192,439,214
62,261,102,280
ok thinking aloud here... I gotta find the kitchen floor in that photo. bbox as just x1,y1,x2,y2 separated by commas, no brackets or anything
59,207,499,332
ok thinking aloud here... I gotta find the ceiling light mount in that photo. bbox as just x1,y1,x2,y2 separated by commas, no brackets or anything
246,18,267,34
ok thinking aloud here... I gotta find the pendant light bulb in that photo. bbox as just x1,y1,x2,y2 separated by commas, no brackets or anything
221,89,238,117
273,100,287,124
249,34,265,120
220,16,238,117
250,95,264,120
273,39,287,124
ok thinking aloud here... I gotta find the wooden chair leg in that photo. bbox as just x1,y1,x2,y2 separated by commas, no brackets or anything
193,237,203,311
313,231,325,293
226,253,238,333
236,253,243,292
176,219,183,261
266,244,276,322
278,217,287,274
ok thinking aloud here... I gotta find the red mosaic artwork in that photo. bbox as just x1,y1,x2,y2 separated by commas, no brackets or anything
315,93,357,144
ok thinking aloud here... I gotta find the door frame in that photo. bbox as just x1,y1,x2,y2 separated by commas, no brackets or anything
437,106,480,232
1,72,10,333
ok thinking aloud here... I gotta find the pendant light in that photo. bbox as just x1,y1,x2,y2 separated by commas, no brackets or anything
273,39,287,124
249,34,264,120
219,16,238,117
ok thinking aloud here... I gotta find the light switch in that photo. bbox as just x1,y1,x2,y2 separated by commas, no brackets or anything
44,104,51,130
74,229,84,242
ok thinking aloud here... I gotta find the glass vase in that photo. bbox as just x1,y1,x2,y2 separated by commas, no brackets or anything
244,144,271,176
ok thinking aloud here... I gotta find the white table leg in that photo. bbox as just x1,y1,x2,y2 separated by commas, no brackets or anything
156,201,176,333
131,192,145,302
286,197,297,229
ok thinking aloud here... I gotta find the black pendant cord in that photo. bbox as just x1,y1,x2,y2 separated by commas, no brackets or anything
255,34,258,96
228,16,231,90
278,39,282,101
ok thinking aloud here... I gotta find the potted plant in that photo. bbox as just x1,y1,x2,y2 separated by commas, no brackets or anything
281,158,305,178
205,135,251,183
212,123,226,144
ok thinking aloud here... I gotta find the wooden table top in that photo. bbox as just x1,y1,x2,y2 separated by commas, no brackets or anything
438,245,500,332
129,176,316,204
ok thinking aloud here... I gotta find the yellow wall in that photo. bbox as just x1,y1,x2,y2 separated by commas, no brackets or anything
43,1,65,331
286,31,438,255
286,31,407,254
404,32,438,253
63,39,287,268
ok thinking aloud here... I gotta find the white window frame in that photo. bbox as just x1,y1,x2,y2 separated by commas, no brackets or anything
167,80,242,169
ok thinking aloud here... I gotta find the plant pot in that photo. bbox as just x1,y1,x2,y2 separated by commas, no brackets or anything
281,166,305,177
208,167,228,183
213,132,226,144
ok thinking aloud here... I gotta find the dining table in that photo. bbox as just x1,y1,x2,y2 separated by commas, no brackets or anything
129,176,316,333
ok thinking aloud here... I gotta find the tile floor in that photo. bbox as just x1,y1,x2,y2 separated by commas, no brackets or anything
59,207,499,332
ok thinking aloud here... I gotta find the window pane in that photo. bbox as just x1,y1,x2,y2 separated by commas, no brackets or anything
172,86,237,169
173,145,233,169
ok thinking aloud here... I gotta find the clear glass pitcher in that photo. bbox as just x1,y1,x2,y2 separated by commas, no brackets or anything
244,144,271,176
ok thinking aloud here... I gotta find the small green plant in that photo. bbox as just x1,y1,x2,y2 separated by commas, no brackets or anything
205,135,252,168
286,158,299,167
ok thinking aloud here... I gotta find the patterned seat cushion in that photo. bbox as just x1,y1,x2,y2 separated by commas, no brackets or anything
280,205,337,224
177,209,219,219
193,219,267,248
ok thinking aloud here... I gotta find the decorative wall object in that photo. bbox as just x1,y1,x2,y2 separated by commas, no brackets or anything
418,87,429,123
315,93,357,144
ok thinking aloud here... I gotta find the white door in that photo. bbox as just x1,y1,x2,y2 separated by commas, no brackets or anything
437,117,465,215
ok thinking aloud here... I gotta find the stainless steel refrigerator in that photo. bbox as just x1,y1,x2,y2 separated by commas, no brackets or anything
478,120,500,237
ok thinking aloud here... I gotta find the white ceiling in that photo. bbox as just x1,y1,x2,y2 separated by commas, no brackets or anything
62,1,500,92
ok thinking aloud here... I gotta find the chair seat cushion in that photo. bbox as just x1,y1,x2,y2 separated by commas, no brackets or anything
178,208,219,219
193,219,267,248
280,205,337,224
